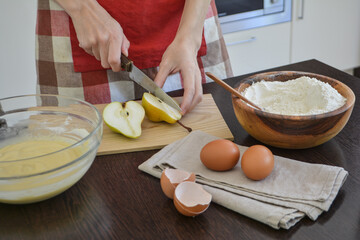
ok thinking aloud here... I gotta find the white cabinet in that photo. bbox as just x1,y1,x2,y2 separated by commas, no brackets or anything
291,0,360,70
223,0,360,76
224,22,291,77
0,0,37,98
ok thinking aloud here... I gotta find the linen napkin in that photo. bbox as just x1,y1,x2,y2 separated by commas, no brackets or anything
138,131,348,229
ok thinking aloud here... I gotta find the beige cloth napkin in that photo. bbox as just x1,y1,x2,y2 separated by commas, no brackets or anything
138,130,348,229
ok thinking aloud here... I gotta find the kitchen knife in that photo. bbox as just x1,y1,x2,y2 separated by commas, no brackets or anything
120,54,182,112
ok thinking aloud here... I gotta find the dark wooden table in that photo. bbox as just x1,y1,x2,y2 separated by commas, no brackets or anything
1,60,359,239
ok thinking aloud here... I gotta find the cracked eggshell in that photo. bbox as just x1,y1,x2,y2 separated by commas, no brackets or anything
160,168,196,199
173,181,212,217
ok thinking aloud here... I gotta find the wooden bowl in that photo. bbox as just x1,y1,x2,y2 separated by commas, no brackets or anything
232,71,355,149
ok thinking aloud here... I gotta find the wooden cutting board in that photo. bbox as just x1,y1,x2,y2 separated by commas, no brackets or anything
96,94,233,155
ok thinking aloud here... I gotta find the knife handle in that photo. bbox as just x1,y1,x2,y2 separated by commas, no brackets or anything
121,54,133,72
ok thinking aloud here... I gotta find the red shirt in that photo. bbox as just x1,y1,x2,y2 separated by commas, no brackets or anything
69,0,207,72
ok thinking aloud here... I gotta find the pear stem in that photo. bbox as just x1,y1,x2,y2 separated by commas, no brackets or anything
177,121,192,133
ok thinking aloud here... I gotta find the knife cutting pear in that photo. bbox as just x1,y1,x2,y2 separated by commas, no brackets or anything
120,54,182,112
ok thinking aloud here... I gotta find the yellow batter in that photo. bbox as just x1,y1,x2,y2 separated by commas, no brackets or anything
0,137,89,204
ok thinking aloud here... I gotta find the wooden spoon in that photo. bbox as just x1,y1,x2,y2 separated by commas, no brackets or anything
205,72,262,111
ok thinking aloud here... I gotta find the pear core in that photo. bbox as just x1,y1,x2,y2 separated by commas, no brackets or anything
103,101,145,138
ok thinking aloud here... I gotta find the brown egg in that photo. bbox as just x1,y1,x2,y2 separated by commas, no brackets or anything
241,145,274,180
200,139,240,171
173,181,212,217
160,168,195,199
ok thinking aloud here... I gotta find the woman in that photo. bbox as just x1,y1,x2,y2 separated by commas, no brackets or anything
36,0,232,115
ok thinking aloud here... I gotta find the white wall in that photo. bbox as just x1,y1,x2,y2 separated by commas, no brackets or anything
0,0,37,99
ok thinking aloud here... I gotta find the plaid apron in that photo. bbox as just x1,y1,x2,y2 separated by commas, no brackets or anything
36,0,233,104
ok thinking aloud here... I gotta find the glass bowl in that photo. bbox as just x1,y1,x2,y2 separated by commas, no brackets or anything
0,94,103,204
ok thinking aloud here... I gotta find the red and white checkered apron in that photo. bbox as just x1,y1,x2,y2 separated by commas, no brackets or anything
36,0,233,104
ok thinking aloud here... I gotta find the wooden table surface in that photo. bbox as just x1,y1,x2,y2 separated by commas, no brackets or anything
1,60,359,240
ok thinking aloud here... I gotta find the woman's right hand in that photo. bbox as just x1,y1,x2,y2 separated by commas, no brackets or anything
55,0,130,72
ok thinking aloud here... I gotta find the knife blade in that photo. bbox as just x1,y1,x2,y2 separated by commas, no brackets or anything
120,54,182,112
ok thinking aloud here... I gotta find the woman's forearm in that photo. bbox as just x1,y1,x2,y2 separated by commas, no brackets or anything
175,0,211,52
54,0,99,18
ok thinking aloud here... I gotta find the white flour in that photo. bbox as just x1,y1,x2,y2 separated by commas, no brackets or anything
241,76,347,115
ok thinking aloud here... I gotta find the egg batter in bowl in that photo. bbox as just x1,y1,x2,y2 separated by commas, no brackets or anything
0,94,102,204
0,136,90,204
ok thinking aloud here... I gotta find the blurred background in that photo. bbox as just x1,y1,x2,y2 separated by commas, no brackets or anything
0,0,37,99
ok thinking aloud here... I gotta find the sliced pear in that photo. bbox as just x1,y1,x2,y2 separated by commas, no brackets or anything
142,92,182,124
103,101,145,138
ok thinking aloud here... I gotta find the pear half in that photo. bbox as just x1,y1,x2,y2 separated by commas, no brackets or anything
103,101,145,138
142,93,182,124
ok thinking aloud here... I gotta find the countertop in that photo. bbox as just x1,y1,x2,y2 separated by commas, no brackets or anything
1,59,359,240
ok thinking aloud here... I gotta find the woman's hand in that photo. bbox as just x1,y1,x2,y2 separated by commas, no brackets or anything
55,0,130,72
153,0,211,115
154,37,202,115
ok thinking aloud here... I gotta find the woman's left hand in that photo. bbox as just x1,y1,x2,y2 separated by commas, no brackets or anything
153,37,203,115
153,0,210,115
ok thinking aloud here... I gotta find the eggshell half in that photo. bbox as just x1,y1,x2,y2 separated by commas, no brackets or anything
160,168,196,199
173,181,212,217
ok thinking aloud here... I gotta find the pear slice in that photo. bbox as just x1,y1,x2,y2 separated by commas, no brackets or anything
142,92,182,124
103,101,145,138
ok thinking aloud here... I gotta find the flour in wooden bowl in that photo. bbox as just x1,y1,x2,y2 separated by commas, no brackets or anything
241,76,347,115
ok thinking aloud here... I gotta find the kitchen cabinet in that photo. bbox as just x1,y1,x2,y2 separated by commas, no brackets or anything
223,22,291,77
223,0,360,76
291,0,360,70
